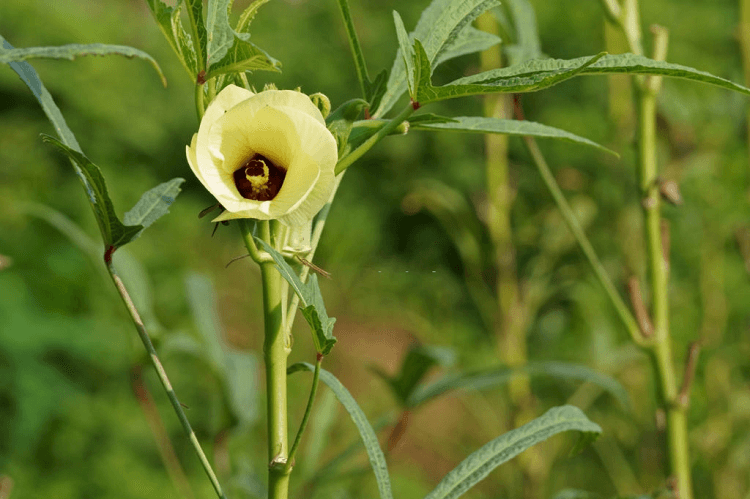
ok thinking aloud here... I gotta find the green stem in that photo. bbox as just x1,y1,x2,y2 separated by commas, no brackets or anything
334,104,415,174
520,135,645,346
104,248,227,499
284,354,323,474
336,0,369,100
241,221,291,499
196,84,206,121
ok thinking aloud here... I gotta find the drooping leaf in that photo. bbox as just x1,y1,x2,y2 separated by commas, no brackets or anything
254,238,337,355
375,0,501,117
424,406,601,499
288,363,393,499
41,135,142,249
412,116,616,155
409,361,631,409
434,26,501,66
0,43,166,86
123,178,185,242
2,36,79,149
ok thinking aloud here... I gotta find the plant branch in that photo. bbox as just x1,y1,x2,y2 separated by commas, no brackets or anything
514,99,645,346
284,353,323,474
336,0,369,100
104,247,227,499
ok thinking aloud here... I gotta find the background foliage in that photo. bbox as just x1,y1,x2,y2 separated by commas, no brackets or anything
1,0,749,498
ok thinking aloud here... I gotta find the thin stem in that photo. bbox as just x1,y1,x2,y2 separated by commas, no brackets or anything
283,354,323,474
196,84,206,120
334,104,415,175
515,105,645,346
336,0,369,100
104,247,227,499
240,221,291,499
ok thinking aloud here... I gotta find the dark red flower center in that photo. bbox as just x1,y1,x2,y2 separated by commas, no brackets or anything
233,154,286,201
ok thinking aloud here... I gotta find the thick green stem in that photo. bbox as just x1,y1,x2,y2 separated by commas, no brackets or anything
242,221,291,499
104,248,226,499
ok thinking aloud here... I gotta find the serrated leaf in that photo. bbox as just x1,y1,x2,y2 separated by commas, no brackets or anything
185,0,207,67
145,0,199,78
41,135,142,248
434,26,501,66
0,42,166,87
254,238,336,355
204,38,280,79
123,178,184,242
375,0,501,117
365,68,388,111
424,406,601,499
416,51,606,104
393,11,416,99
410,361,631,409
412,116,616,155
237,0,271,33
206,0,235,66
2,36,80,151
288,363,393,499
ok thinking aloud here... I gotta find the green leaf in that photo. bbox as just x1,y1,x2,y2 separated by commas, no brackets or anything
237,0,271,33
374,344,455,406
410,361,631,409
424,406,601,499
434,26,501,66
144,0,199,78
375,0,501,117
327,98,368,156
502,0,543,66
2,36,80,151
254,238,337,355
41,135,142,249
184,0,208,69
204,38,280,79
206,0,235,66
412,116,616,155
416,51,606,104
0,42,166,86
224,350,260,427
185,273,226,372
393,11,417,100
365,68,389,111
288,363,393,499
123,178,185,242
408,113,459,125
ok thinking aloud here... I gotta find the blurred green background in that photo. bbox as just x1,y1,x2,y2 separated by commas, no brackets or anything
1,0,750,498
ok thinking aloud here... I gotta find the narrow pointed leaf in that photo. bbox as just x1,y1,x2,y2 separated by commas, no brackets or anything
393,11,416,99
2,36,80,151
434,26,501,66
424,406,601,499
337,0,371,99
410,361,630,410
412,116,616,155
204,39,280,79
41,135,142,248
237,0,271,33
365,68,388,110
416,51,606,104
145,0,198,78
288,363,393,499
123,178,184,242
0,42,166,87
254,238,336,354
375,0,501,117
